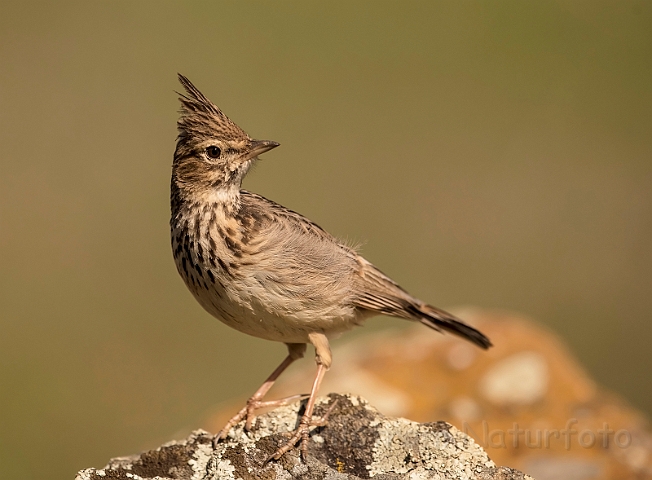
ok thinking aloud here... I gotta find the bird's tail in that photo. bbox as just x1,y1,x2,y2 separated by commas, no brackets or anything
414,304,492,349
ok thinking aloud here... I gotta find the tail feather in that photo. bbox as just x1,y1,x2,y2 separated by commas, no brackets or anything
412,304,492,349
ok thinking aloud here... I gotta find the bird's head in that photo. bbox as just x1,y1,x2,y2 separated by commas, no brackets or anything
173,74,279,199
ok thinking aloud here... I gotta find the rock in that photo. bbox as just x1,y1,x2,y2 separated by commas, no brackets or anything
75,394,533,480
479,351,549,406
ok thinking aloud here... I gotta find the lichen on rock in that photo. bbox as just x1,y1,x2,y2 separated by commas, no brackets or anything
75,394,533,480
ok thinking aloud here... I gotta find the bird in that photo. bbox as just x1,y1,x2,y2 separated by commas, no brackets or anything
170,74,492,461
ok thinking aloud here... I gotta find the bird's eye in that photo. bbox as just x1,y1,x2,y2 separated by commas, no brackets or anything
205,146,221,159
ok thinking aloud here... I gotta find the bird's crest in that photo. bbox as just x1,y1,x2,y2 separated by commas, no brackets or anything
176,74,249,142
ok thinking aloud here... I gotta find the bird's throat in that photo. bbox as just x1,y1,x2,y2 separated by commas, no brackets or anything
171,179,242,221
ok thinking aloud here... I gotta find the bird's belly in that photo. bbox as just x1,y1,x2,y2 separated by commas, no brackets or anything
191,283,358,344
171,221,361,344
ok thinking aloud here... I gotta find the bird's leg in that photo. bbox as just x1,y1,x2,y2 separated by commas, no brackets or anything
268,333,332,462
215,343,306,444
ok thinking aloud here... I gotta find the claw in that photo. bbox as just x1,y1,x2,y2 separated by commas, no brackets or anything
269,421,311,461
214,393,310,446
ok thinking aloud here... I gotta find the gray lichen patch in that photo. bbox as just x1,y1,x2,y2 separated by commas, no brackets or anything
75,394,534,480
368,417,494,478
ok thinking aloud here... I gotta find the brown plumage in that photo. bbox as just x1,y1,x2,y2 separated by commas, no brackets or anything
171,74,491,461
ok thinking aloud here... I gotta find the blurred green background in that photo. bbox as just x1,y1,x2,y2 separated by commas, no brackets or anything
1,1,650,478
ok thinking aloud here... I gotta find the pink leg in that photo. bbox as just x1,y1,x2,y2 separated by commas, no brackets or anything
268,332,333,461
268,363,327,461
215,343,306,443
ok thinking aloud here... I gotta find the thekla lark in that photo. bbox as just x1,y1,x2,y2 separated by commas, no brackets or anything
170,74,491,460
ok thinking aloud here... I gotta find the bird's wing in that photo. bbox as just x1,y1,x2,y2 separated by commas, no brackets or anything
238,191,491,349
236,191,358,311
351,256,492,349
350,256,416,318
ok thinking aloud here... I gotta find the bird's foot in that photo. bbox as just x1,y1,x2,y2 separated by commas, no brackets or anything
266,398,339,463
213,393,308,447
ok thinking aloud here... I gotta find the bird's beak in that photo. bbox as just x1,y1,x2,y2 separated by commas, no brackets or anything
247,139,280,159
